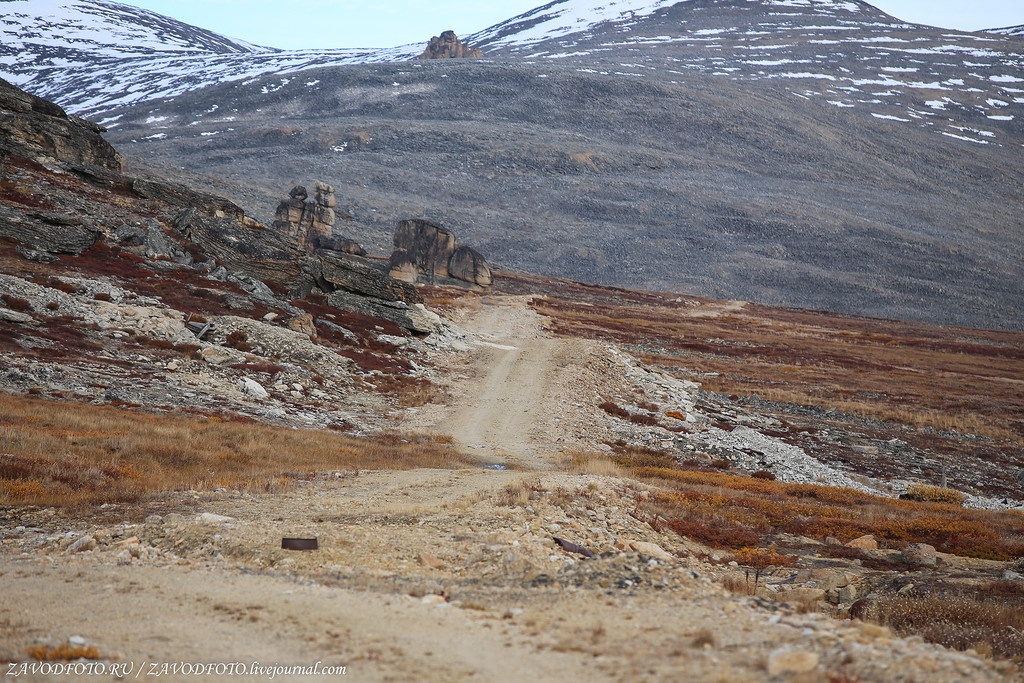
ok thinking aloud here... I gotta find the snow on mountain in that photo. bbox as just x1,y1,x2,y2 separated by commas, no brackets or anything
1,0,1021,147
0,0,420,113
0,0,272,82
466,0,680,51
988,24,1024,37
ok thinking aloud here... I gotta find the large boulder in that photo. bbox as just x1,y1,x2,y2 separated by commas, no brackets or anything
389,218,491,289
418,30,482,60
448,246,492,287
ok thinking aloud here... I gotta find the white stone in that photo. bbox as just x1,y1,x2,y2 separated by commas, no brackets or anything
239,377,268,399
196,513,234,524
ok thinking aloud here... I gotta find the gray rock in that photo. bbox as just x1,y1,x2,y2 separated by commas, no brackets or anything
15,245,58,262
901,543,937,567
0,308,35,324
66,535,96,553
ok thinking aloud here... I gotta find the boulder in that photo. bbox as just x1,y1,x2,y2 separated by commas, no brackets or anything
448,246,493,287
326,291,440,334
287,313,317,338
845,534,878,550
238,377,269,399
390,218,491,288
317,252,422,304
0,77,122,171
418,30,483,60
901,543,937,567
314,234,366,256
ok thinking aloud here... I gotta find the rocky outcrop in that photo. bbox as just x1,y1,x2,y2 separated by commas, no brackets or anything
389,219,492,288
272,181,337,251
418,31,482,60
314,234,365,256
0,77,122,172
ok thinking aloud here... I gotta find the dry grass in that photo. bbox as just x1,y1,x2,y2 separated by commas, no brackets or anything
28,644,103,661
566,453,626,477
608,448,1024,561
903,482,967,505
867,594,1024,661
0,393,464,506
496,271,1024,447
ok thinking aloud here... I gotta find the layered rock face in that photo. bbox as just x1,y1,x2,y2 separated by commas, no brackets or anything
418,30,482,60
272,181,336,251
0,77,122,172
389,218,491,288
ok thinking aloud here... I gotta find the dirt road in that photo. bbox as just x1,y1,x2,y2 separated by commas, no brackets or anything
0,296,1012,682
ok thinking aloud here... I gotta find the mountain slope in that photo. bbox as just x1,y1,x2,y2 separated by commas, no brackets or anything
4,0,1023,329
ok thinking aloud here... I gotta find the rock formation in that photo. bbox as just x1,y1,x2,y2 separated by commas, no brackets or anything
389,219,492,289
272,181,337,251
0,77,122,172
418,30,482,60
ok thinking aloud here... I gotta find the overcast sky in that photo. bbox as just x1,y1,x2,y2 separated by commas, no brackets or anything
123,1,1024,50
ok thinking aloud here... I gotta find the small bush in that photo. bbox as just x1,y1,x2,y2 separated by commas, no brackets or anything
752,470,776,480
93,292,112,302
599,401,630,419
710,458,732,470
903,482,966,506
869,594,1024,661
46,301,59,311
1,294,31,311
225,329,250,352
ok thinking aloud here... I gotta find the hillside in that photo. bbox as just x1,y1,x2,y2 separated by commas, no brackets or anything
3,0,1023,329
2,76,1024,679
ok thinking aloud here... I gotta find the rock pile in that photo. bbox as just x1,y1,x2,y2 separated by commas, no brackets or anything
272,181,337,251
389,218,492,288
418,30,482,60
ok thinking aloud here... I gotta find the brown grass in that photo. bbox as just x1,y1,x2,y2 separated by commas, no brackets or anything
609,449,1024,561
0,393,464,506
867,594,1024,661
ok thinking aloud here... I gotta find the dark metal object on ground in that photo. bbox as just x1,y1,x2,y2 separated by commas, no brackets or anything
281,537,318,550
552,536,594,558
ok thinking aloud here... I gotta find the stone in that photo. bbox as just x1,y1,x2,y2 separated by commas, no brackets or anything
845,534,878,550
389,218,491,288
200,347,235,365
418,30,483,59
67,636,87,646
316,251,422,304
1000,570,1023,581
837,584,857,604
418,551,445,569
0,308,35,324
314,234,366,256
818,571,851,591
420,594,447,605
197,513,234,524
767,649,819,676
145,515,163,526
163,513,185,526
287,313,317,338
239,377,269,399
15,245,58,262
272,181,338,251
901,543,937,567
629,541,674,562
66,535,96,553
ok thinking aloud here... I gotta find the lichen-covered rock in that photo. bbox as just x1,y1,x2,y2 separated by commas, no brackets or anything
901,543,937,566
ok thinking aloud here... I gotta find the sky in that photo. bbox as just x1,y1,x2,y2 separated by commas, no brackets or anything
123,1,1024,50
